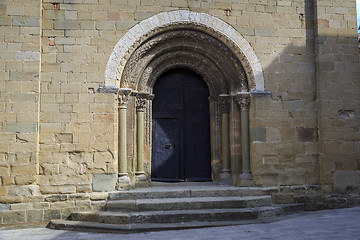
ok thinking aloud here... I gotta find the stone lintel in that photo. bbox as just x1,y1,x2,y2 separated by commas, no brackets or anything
97,85,120,93
250,90,272,98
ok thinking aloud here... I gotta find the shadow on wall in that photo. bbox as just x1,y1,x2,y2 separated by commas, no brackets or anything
250,39,359,193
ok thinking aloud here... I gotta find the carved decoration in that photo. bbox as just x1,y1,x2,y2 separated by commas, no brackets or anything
135,92,154,112
135,92,149,112
235,93,251,111
118,88,132,108
119,27,248,95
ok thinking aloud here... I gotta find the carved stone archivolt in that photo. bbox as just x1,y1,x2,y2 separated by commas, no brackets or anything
119,26,248,96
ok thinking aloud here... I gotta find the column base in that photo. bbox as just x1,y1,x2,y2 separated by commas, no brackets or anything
219,170,232,184
116,174,132,190
135,172,147,182
239,170,253,180
237,170,254,187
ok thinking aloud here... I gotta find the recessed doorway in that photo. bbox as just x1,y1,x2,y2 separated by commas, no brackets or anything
151,69,211,181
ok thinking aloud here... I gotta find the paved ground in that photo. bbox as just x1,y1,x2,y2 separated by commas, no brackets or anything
0,207,359,240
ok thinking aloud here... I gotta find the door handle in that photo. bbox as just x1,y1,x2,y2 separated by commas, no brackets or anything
165,144,171,149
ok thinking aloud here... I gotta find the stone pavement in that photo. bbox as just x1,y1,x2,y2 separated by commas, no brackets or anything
0,207,359,240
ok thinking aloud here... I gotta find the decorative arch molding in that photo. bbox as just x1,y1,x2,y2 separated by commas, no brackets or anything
104,10,265,92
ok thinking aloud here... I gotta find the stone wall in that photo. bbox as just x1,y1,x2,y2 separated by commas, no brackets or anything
0,0,42,204
0,0,359,225
314,0,360,193
249,0,319,186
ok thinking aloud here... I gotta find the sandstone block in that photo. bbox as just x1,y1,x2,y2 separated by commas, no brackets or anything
60,207,74,219
7,185,40,196
11,165,37,176
40,185,61,194
2,210,26,224
10,203,33,210
57,185,76,194
54,133,73,143
54,20,81,29
0,196,22,204
12,16,40,27
50,201,75,209
90,192,108,200
43,209,61,221
95,21,115,30
45,194,68,202
15,175,37,185
33,202,50,209
250,126,266,142
40,163,60,175
76,184,92,193
3,123,38,133
92,173,117,192
0,204,10,210
68,193,89,200
26,209,44,222
333,170,360,193
75,200,91,207
0,166,10,177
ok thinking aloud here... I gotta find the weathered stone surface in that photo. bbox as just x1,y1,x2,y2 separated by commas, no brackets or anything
2,210,26,224
7,185,40,196
0,204,10,210
45,194,68,202
296,127,316,142
26,209,44,223
44,209,61,221
333,170,360,193
92,174,117,192
90,192,108,201
250,126,266,142
3,123,38,133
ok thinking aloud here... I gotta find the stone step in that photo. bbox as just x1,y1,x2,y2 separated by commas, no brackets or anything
50,204,304,233
108,186,266,200
72,206,284,224
106,195,272,211
49,219,263,233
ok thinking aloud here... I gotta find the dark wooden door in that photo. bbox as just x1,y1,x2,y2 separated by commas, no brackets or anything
151,69,211,181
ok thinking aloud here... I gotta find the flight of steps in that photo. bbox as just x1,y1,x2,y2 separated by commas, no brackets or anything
49,185,304,233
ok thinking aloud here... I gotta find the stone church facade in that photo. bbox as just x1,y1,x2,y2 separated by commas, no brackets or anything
0,0,359,224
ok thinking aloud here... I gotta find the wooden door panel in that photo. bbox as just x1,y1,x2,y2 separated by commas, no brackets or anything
151,118,182,180
151,69,211,181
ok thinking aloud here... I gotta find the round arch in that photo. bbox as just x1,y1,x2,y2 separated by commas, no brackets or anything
104,10,264,92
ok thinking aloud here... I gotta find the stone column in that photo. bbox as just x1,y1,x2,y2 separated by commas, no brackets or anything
229,97,241,184
208,96,221,182
218,95,232,184
235,93,253,183
118,88,132,184
135,93,153,182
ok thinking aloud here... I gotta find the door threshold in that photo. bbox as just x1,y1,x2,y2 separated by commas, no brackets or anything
150,181,215,187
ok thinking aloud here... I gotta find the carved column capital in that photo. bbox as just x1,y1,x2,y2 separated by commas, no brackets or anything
136,92,154,112
118,88,132,108
234,92,251,111
218,94,230,114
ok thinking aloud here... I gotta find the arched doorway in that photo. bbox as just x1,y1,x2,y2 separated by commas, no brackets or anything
102,11,267,188
151,69,211,181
